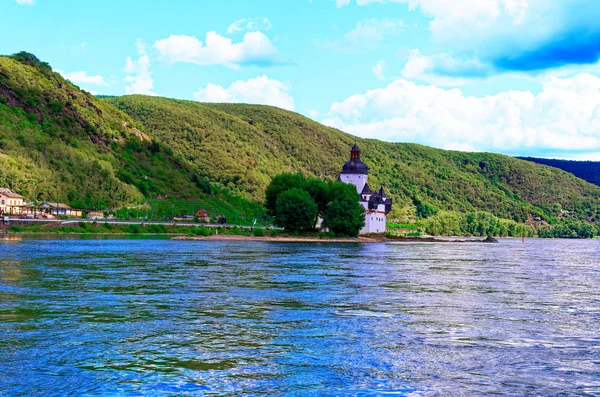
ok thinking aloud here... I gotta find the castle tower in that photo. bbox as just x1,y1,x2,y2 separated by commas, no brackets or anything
339,144,369,194
338,144,392,234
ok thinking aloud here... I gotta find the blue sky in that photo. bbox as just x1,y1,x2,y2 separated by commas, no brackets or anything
5,0,600,159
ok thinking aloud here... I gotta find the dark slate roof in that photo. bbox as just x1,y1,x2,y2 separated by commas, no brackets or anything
361,183,372,195
351,144,360,151
341,159,369,175
379,187,387,198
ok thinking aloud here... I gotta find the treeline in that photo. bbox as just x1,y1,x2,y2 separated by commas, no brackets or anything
420,211,535,237
419,210,600,239
266,173,365,236
538,221,598,239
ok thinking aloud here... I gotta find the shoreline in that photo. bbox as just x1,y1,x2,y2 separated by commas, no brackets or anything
172,235,500,244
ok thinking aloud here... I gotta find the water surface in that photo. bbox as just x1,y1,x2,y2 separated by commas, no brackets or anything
1,239,599,395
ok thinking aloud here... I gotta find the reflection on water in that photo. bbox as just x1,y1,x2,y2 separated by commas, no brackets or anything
0,239,599,395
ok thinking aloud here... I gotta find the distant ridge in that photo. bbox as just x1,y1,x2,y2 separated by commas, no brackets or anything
519,157,600,187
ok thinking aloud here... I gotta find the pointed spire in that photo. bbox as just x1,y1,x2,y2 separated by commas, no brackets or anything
378,187,387,198
361,183,372,195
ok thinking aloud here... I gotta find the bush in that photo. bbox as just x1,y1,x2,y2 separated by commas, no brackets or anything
125,224,141,234
270,229,278,237
253,228,265,237
194,226,211,236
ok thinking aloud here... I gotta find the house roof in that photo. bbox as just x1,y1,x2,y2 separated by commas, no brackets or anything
41,202,72,209
361,183,372,195
0,188,24,199
341,159,369,175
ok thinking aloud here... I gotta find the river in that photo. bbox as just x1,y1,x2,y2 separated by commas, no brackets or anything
1,238,599,396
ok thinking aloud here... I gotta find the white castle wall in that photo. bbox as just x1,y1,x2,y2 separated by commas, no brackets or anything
340,174,367,194
361,203,387,234
340,172,387,235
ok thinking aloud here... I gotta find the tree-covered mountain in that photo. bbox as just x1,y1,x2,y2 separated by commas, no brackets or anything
106,95,600,224
519,157,600,188
1,53,600,227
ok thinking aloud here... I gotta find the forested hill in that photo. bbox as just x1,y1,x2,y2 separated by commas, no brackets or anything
106,96,600,224
0,52,222,209
1,52,600,226
519,157,600,187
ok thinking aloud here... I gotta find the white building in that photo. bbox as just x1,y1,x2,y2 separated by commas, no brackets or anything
339,145,392,234
0,188,25,215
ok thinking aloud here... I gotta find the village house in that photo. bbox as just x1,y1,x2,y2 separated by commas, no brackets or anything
87,211,104,220
339,144,393,234
40,203,82,218
195,209,210,223
0,188,25,215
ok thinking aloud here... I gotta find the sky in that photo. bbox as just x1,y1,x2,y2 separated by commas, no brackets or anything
4,0,600,160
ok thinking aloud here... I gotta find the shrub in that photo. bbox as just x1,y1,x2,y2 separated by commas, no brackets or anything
253,228,265,237
194,226,211,236
270,229,278,237
125,224,141,234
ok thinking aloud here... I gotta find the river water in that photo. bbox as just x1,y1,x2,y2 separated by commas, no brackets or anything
1,238,599,396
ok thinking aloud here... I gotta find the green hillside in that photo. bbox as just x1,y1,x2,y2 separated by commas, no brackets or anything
0,52,260,220
106,95,600,225
1,52,600,229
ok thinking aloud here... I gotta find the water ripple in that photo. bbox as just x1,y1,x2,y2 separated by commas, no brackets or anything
0,238,599,395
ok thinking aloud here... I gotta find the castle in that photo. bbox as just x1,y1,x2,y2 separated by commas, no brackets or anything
339,144,392,234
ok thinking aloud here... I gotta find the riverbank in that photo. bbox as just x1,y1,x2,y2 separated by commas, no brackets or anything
173,235,499,243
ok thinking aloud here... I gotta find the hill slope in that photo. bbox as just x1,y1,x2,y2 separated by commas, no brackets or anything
106,96,600,224
519,157,600,187
1,52,599,226
0,52,261,219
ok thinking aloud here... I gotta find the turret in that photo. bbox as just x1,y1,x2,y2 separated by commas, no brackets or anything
350,144,361,159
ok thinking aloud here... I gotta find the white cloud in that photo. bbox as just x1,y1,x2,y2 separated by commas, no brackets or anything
193,76,295,111
16,0,34,5
227,17,272,34
373,60,386,80
323,74,600,157
124,39,155,95
401,49,492,85
318,18,404,52
153,31,278,69
335,0,600,76
57,70,108,86
346,18,403,44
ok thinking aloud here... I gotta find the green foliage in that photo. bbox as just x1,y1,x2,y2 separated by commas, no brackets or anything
265,173,306,216
274,188,318,232
322,181,365,237
252,227,265,237
270,229,278,237
193,226,212,236
421,210,535,237
125,224,141,234
538,221,597,239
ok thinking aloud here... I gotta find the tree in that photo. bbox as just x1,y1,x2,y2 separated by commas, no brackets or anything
274,188,318,232
322,181,365,237
265,173,306,216
303,177,329,225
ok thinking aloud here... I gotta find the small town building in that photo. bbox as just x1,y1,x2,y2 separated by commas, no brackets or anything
0,188,25,215
87,211,104,220
339,144,392,234
174,215,195,222
40,203,81,217
195,209,210,222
